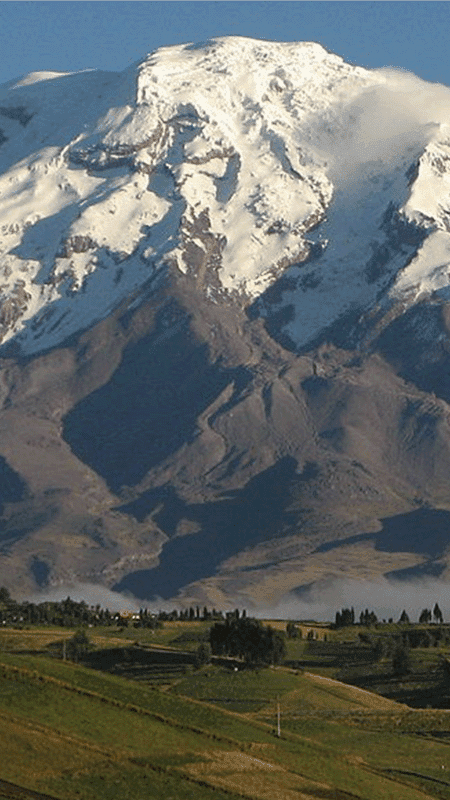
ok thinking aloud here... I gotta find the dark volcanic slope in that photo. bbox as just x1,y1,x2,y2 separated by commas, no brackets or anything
63,300,249,494
0,267,450,605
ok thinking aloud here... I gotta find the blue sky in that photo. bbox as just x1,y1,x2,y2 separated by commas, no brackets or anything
0,2,450,88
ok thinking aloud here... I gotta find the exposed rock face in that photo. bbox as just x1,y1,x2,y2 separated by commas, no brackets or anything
1,38,450,607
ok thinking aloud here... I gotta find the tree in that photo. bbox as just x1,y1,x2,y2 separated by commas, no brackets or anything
398,610,410,624
286,622,300,639
265,626,287,666
433,603,443,624
0,587,11,605
419,608,432,624
65,629,92,662
194,642,212,668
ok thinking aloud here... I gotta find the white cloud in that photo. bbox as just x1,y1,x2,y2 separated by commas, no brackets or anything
255,577,450,623
26,583,143,612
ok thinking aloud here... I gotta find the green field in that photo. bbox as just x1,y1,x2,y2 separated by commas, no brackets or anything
0,624,449,800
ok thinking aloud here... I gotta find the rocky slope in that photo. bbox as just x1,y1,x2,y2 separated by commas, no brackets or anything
1,37,450,608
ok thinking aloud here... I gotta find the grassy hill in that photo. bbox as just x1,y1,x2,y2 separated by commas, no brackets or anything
0,624,449,800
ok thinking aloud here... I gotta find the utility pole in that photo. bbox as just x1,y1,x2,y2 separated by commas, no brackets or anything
277,695,281,738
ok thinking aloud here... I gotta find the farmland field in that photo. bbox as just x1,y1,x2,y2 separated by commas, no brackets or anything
0,623,449,799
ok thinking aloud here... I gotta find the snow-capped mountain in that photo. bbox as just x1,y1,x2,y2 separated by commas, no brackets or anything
2,36,450,356
1,37,450,608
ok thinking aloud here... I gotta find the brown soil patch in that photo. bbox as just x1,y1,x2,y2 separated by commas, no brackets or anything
183,750,335,800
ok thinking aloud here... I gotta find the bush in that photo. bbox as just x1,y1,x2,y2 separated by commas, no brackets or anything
392,644,410,676
373,638,388,661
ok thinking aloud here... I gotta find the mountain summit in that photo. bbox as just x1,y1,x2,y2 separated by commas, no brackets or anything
1,38,450,607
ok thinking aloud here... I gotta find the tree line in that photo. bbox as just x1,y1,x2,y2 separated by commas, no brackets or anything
334,603,444,628
0,587,231,629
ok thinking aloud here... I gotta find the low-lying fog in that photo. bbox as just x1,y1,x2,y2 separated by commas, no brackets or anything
256,577,450,622
26,576,450,623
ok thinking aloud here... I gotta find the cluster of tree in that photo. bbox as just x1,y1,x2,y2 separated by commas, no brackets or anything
157,606,235,622
419,604,443,624
335,608,378,627
356,624,450,679
333,603,445,628
0,588,243,630
118,609,162,629
334,607,378,627
209,616,286,667
371,626,450,657
62,629,93,662
386,634,450,677
388,606,444,625
0,588,115,628
335,608,356,627
359,609,378,626
286,621,300,638
406,625,449,647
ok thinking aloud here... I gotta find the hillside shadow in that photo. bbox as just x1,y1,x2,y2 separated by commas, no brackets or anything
377,304,450,405
0,456,26,512
113,456,299,600
313,507,450,574
63,301,251,493
85,645,194,671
